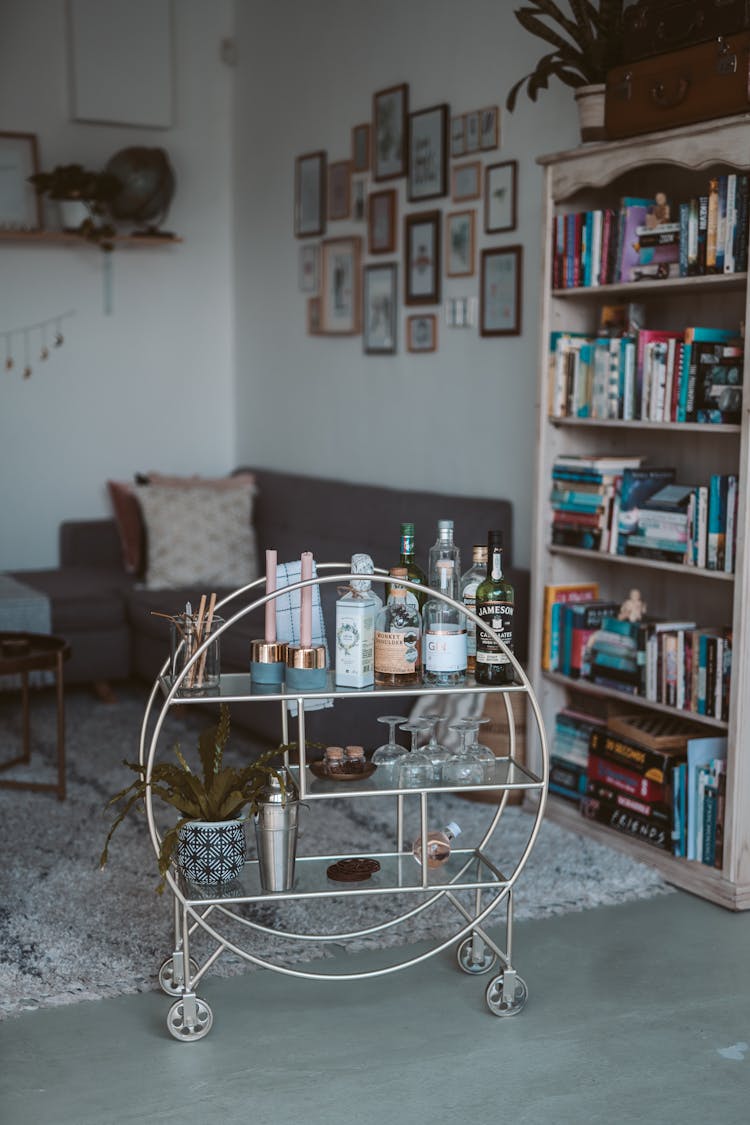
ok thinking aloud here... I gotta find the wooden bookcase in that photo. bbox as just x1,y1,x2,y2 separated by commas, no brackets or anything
528,116,750,910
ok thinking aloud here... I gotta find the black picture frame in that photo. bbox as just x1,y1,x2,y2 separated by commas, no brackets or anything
294,150,326,238
363,262,398,355
405,210,441,306
373,82,409,182
480,245,522,337
407,103,448,202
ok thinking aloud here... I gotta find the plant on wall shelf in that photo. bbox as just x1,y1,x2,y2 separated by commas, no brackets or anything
28,163,122,250
505,0,624,110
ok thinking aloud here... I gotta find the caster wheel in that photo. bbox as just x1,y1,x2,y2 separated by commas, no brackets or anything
158,956,200,997
167,997,213,1041
485,973,528,1017
456,936,497,975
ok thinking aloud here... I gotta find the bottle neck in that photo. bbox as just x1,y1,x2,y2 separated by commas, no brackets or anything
489,547,503,580
400,532,415,561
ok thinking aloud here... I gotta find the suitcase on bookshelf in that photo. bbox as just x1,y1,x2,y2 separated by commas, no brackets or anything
605,31,750,139
622,0,750,64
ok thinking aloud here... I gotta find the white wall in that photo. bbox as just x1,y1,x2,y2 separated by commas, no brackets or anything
232,0,579,568
0,0,236,569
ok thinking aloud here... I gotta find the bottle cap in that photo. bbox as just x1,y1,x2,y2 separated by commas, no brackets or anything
446,821,462,838
325,746,344,761
345,745,365,759
472,545,488,563
438,519,454,532
487,529,504,549
401,522,415,535
351,552,374,592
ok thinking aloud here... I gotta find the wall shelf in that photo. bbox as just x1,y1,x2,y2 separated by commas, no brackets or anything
0,229,182,247
548,544,735,581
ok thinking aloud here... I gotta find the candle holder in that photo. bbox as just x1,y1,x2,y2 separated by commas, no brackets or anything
285,643,327,691
250,639,288,685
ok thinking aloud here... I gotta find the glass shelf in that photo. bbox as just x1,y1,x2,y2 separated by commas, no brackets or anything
288,756,542,801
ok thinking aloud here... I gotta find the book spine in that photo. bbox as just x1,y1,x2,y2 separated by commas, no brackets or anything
736,176,749,273
706,178,719,272
581,796,670,851
715,174,727,273
724,174,737,274
697,194,708,274
588,753,668,804
725,475,737,574
588,727,677,782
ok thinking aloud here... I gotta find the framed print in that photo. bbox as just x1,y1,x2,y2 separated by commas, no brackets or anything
295,150,326,238
446,210,475,277
307,296,321,335
299,244,320,292
328,160,351,221
405,210,441,306
407,314,437,353
0,132,42,230
465,111,480,153
407,103,448,202
363,263,397,355
352,123,371,172
480,245,522,337
485,160,517,234
450,115,465,158
368,189,396,254
352,178,366,222
451,161,481,203
373,82,408,181
479,105,499,150
321,236,362,335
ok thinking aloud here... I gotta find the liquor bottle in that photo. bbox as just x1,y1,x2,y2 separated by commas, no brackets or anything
396,521,428,608
374,567,422,686
428,519,461,591
475,530,515,685
412,822,462,868
460,544,488,673
422,559,467,686
335,553,382,688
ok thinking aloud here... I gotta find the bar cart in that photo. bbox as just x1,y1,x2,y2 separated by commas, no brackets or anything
139,567,549,1041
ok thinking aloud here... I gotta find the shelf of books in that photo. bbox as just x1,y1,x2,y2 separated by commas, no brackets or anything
530,117,750,910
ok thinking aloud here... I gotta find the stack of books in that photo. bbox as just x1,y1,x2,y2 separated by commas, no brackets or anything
549,707,604,804
549,453,645,554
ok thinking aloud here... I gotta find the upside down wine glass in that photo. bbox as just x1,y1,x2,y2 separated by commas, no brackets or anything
421,713,453,782
372,715,409,783
442,720,485,787
464,717,496,781
397,719,435,787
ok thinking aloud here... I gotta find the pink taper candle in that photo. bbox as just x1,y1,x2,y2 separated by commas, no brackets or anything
300,551,313,649
264,549,277,643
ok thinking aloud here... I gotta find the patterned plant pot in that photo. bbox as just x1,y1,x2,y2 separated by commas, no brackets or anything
176,819,246,886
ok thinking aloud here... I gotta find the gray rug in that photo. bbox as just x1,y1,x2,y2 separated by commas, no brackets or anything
0,684,672,1019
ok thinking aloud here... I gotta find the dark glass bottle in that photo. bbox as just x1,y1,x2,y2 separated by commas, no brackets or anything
474,530,515,685
387,522,427,609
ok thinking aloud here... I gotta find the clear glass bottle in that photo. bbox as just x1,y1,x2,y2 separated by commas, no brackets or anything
460,545,488,673
335,553,382,688
374,567,421,686
412,821,462,868
475,530,515,686
386,522,427,609
428,520,461,592
422,560,467,686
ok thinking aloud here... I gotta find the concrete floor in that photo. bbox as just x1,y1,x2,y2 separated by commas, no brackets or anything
1,890,748,1125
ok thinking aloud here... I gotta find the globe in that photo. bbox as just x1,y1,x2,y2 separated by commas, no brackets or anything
104,147,176,234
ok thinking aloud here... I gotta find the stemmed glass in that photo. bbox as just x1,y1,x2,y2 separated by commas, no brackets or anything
421,713,453,782
372,715,409,782
397,719,435,787
464,717,496,781
442,720,485,787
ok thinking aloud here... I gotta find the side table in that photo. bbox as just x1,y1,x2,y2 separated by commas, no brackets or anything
0,632,71,800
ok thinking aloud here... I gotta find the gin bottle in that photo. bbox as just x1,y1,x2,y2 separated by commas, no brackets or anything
422,559,467,686
412,822,462,868
460,544,488,673
335,553,382,688
428,520,461,591
374,567,421,686
475,530,515,685
387,522,427,609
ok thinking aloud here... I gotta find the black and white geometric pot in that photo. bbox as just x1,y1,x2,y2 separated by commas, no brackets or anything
176,819,246,886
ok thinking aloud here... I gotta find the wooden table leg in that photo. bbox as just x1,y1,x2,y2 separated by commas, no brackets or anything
56,650,66,801
21,670,31,762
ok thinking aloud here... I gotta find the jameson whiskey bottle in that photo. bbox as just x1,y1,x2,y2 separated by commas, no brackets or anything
475,530,515,685
387,522,427,609
374,567,422,686
460,545,488,673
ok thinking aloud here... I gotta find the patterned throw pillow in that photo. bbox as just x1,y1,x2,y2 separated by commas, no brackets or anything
135,482,258,589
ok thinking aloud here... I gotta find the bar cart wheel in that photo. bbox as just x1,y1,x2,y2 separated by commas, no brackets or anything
158,955,200,997
456,936,497,976
485,971,528,1017
166,996,213,1041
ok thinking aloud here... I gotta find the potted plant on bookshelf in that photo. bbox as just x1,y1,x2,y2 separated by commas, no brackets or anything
100,704,288,890
28,163,122,249
505,0,625,142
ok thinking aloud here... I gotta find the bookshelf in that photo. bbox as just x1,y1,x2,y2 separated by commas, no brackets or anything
529,116,750,910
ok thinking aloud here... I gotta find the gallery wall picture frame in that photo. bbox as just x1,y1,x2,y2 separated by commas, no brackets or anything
446,210,475,278
405,210,441,306
363,263,398,355
480,245,522,337
464,111,480,153
407,102,448,202
299,244,320,292
368,188,397,254
328,160,352,221
0,132,42,230
451,160,481,203
320,236,362,335
479,105,500,150
307,296,321,335
373,82,409,181
352,123,371,173
295,150,326,238
484,159,518,234
450,115,465,158
352,178,366,222
407,314,437,353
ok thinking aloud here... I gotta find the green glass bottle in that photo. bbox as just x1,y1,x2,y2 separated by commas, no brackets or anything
474,530,515,685
387,522,427,609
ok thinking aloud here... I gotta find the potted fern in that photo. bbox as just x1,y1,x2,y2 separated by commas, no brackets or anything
28,163,122,249
505,1,625,141
100,704,287,889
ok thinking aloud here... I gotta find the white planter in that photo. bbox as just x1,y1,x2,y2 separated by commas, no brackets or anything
176,819,246,886
57,200,89,232
574,84,607,143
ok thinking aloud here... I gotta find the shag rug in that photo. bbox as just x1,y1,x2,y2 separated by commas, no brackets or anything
0,684,673,1019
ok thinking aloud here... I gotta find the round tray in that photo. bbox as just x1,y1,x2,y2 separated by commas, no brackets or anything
309,760,377,783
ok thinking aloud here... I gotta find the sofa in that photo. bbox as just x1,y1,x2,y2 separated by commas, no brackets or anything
11,466,529,751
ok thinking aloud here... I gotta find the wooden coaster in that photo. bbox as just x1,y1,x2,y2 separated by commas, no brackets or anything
326,858,381,882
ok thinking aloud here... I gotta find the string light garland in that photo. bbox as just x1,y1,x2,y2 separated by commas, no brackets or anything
2,311,74,381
